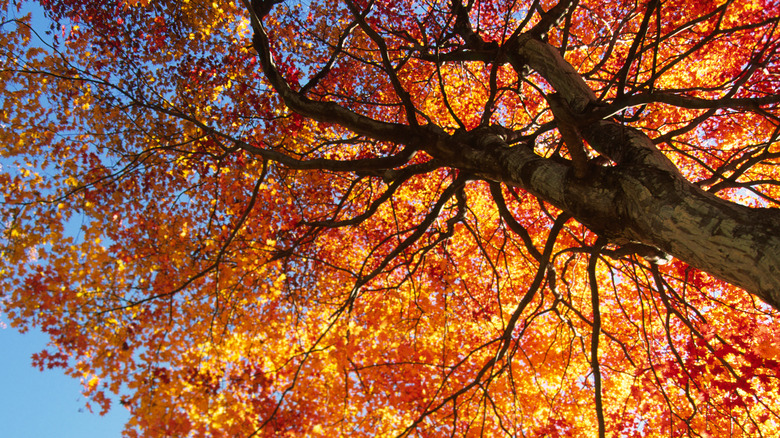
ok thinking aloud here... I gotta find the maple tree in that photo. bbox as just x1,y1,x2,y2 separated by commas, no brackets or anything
2,0,780,435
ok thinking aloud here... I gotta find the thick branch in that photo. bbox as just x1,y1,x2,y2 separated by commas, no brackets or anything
591,92,780,118
423,130,780,310
245,1,421,145
510,38,597,111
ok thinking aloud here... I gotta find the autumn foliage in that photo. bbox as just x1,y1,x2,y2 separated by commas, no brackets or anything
1,0,780,436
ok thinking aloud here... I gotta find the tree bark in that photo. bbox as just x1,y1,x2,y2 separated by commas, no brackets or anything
426,129,780,309
422,37,780,310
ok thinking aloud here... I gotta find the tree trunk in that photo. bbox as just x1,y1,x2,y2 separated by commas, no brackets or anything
422,37,780,310
427,129,780,309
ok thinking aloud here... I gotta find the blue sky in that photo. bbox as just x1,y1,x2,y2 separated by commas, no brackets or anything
0,1,129,433
0,4,128,435
0,325,129,437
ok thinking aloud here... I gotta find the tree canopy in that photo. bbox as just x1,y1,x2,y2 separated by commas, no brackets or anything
2,0,780,436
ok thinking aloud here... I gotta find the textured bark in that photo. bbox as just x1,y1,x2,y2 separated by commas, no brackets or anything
436,119,780,311
515,35,780,309
421,36,780,310
512,38,597,112
426,131,780,309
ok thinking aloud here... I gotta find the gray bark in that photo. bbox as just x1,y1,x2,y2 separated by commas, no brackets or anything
423,37,780,310
426,126,780,309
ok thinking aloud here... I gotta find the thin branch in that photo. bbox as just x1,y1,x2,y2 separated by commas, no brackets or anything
345,0,419,126
588,238,607,438
614,0,660,96
489,183,543,262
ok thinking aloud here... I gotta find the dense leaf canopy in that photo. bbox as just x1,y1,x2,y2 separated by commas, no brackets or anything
2,0,780,436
